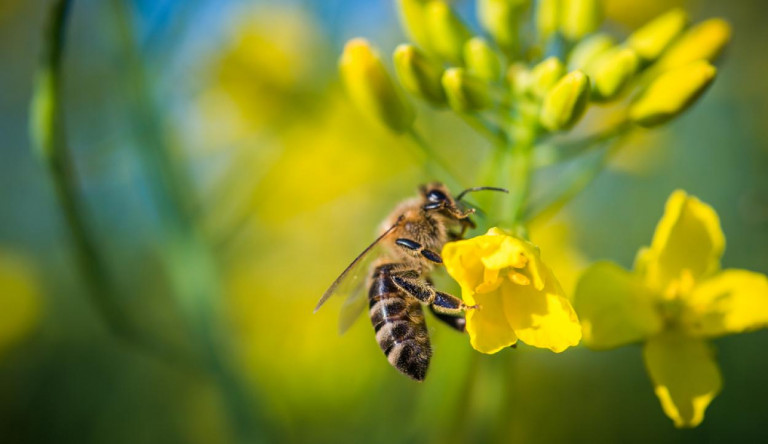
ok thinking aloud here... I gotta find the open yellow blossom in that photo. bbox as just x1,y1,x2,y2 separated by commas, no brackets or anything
443,228,582,354
574,190,768,428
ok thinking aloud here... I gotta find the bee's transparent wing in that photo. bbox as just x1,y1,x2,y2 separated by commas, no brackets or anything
337,276,369,334
313,217,401,313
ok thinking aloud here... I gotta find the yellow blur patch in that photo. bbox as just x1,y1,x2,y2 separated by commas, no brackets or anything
0,253,41,356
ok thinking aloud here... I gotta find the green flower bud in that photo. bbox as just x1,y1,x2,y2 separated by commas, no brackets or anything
339,38,415,133
589,47,639,101
560,0,603,41
627,8,689,62
529,56,565,99
629,60,716,127
396,0,433,53
536,0,561,42
425,1,472,64
477,0,530,54
442,68,491,112
507,62,532,96
393,44,447,106
464,37,502,82
655,18,731,71
539,70,591,131
567,33,615,71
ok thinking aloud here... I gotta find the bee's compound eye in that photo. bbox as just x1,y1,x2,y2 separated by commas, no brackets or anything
426,190,447,203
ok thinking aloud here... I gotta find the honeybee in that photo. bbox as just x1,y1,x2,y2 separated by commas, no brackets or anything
314,183,507,381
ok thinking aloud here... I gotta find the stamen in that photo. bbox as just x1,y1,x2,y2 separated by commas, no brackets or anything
508,270,531,286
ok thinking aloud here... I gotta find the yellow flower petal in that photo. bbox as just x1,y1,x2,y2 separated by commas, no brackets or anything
466,291,518,354
444,228,580,354
683,269,768,338
640,190,725,293
643,331,721,428
443,238,487,300
574,261,663,349
502,264,582,352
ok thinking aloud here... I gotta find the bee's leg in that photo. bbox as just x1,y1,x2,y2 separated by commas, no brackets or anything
429,305,466,332
389,273,476,315
394,238,443,264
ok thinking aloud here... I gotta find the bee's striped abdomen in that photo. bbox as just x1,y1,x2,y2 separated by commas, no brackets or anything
369,264,431,381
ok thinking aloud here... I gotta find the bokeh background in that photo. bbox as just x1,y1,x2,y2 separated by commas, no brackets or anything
1,0,767,443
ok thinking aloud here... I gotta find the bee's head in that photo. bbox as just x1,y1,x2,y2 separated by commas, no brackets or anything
419,182,509,216
419,182,455,211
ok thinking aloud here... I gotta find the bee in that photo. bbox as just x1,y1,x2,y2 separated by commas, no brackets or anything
314,183,507,381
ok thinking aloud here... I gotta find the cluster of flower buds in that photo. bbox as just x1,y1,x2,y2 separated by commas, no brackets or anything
339,1,730,137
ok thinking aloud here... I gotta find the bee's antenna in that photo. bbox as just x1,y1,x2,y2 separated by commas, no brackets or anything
456,186,509,201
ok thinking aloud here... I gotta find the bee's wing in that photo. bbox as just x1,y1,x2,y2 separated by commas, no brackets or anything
314,216,402,314
337,279,369,334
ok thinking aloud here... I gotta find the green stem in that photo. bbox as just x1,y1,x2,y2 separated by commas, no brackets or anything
458,113,509,147
30,0,199,371
406,128,467,189
526,134,629,225
109,2,269,441
502,107,539,228
534,119,632,167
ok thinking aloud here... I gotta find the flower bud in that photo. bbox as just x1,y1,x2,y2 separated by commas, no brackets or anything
425,1,472,64
560,0,603,41
507,62,532,96
477,0,530,54
655,19,731,71
536,0,561,42
627,8,689,62
589,48,639,101
393,44,447,106
567,33,615,71
442,68,491,112
464,37,502,82
629,60,716,127
529,56,565,99
539,70,591,131
396,0,433,53
339,38,415,132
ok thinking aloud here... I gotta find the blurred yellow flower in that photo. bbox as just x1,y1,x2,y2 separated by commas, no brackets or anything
629,60,717,127
0,252,41,356
443,228,582,354
574,190,768,428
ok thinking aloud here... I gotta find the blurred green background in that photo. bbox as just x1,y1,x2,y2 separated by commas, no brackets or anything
1,0,767,442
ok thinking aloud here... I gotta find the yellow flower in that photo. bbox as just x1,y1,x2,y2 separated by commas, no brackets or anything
574,190,768,428
443,228,582,354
